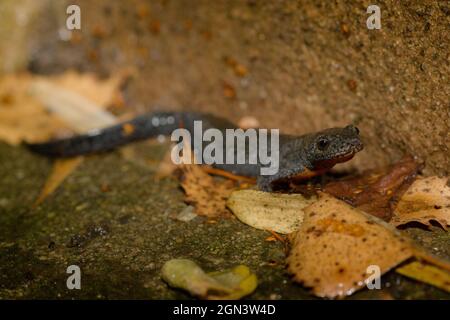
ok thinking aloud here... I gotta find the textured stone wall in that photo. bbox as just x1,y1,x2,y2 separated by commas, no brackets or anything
4,0,449,175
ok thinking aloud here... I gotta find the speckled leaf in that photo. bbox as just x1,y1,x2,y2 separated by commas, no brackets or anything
391,176,450,230
287,193,414,298
227,190,316,234
179,164,235,218
161,259,257,300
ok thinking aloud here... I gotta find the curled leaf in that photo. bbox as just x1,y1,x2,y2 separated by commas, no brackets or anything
161,259,257,300
287,193,415,298
227,190,316,234
391,176,450,230
324,156,421,220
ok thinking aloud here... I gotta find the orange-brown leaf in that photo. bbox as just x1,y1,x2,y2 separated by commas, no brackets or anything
179,164,236,218
287,193,414,298
33,157,84,207
324,155,422,220
391,176,450,230
0,71,127,145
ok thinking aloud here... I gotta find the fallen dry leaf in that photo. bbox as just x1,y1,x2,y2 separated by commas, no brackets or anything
23,71,125,205
396,260,450,293
287,193,415,298
0,71,127,145
179,164,236,218
324,155,421,220
37,69,128,110
202,166,256,185
30,80,116,132
0,74,67,144
391,176,450,230
161,259,257,300
227,190,316,234
175,137,236,218
33,157,84,207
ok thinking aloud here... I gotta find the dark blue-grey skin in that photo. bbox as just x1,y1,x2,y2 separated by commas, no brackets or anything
26,112,363,191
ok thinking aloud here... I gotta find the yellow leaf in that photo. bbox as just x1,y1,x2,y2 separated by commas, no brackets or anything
161,259,257,300
227,190,316,234
396,260,450,293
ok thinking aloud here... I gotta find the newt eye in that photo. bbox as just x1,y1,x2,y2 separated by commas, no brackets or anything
317,138,330,150
346,125,359,135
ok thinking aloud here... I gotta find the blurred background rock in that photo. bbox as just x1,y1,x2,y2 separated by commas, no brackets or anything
0,0,448,175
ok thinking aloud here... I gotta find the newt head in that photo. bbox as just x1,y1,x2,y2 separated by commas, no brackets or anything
303,124,363,170
257,124,364,191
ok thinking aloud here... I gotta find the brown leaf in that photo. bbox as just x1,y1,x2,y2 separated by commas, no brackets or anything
179,164,236,218
324,155,422,220
390,176,450,230
33,157,84,207
287,193,415,298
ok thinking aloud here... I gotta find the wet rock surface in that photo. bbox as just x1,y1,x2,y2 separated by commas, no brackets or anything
0,142,448,299
0,0,448,299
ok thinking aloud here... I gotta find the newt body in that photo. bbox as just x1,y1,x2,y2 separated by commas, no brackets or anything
26,112,363,191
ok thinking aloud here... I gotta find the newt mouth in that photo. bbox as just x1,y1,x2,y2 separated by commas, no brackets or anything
338,142,364,160
314,143,363,169
334,151,357,162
